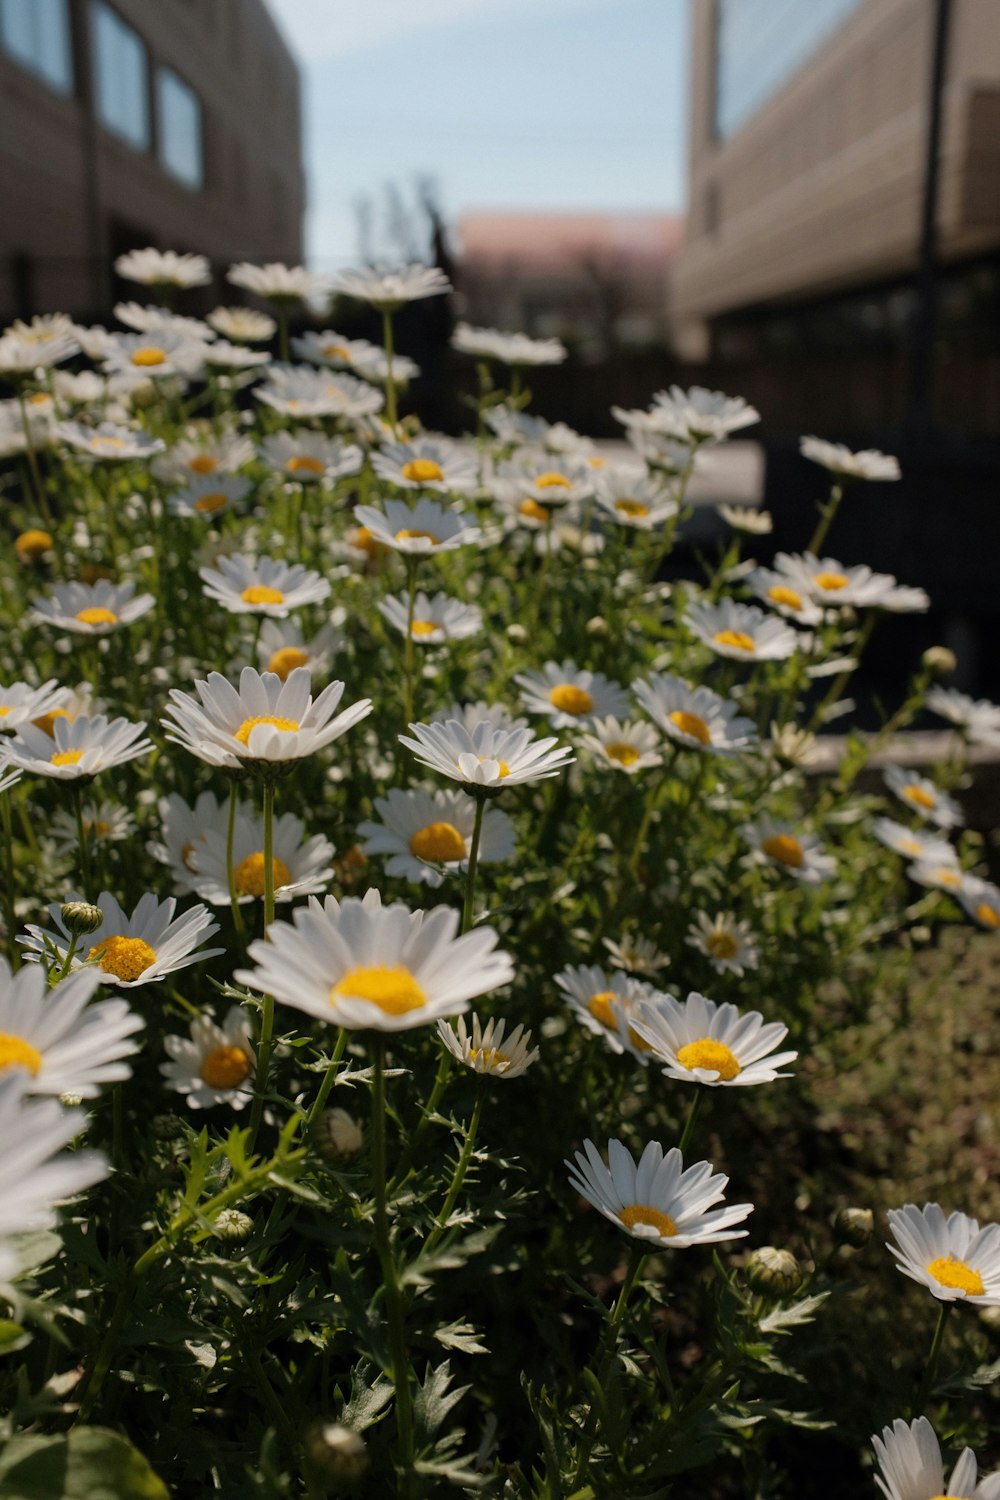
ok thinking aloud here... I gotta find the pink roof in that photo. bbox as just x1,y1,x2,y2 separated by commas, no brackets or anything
458,212,684,269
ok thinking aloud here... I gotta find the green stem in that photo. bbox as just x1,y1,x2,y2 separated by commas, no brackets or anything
677,1088,704,1155
225,779,247,943
247,777,277,1153
382,309,398,432
461,795,486,934
371,1038,415,1494
913,1300,950,1418
806,481,845,557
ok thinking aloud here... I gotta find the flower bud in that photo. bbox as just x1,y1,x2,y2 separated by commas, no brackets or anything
60,901,104,936
745,1246,802,1297
922,646,957,678
585,615,609,638
833,1206,873,1248
306,1422,368,1484
314,1107,364,1162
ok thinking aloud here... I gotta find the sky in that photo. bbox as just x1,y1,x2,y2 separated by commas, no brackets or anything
266,0,690,270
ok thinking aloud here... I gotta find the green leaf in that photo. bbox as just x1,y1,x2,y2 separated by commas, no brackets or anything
0,1428,169,1499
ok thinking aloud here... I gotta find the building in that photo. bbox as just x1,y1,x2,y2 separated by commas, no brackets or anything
673,0,1000,437
0,0,304,321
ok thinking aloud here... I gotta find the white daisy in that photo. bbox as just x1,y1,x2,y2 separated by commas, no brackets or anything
515,661,629,729
188,807,334,906
255,618,343,681
207,306,277,342
114,247,210,288
685,913,759,976
743,566,824,626
378,591,482,645
163,666,372,768
566,1138,753,1248
51,798,135,856
633,673,757,754
872,1416,1000,1500
21,891,223,988
353,497,482,556
742,817,836,884
451,324,567,366
630,992,795,1086
579,716,662,774
886,1203,1000,1306
199,555,330,618
235,887,514,1032
254,365,384,420
800,436,901,482
328,263,451,311
357,787,515,887
371,438,477,495
259,430,362,484
871,817,957,865
3,714,153,780
150,790,227,890
0,958,142,1097
32,580,154,636
554,963,659,1063
685,598,798,662
956,878,1000,932
0,679,70,732
169,474,252,519
883,767,963,830
399,719,573,793
926,688,1000,746
437,1013,538,1078
227,262,324,302
56,420,165,462
161,1006,256,1110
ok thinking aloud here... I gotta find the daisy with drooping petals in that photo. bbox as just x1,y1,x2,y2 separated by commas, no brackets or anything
353,497,482,557
163,666,372,769
399,717,574,793
161,1007,256,1110
188,807,334,906
742,817,836,884
871,818,956,866
329,263,451,310
452,323,567,366
56,420,166,462
685,913,759,976
872,1415,1000,1500
115,247,210,288
3,714,153,781
0,958,142,1097
515,661,628,729
554,963,660,1064
259,430,362,484
633,673,757,755
800,436,901,482
254,617,343,681
32,580,154,636
686,598,798,662
579,716,662,774
372,438,477,495
378,590,482,645
235,887,514,1032
21,890,223,988
630,992,796,1086
886,1203,1000,1306
883,766,963,830
227,262,324,302
0,679,69,732
169,474,251,519
199,555,330,618
566,1139,753,1249
437,1013,538,1078
358,787,515,887
957,877,1000,932
207,306,276,342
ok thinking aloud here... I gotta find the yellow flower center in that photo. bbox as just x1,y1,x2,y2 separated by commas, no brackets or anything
35,707,70,737
409,821,466,863
707,932,739,961
188,455,218,474
903,784,937,810
233,852,292,897
194,491,228,514
234,714,300,747
267,646,310,680
286,454,326,475
976,903,1000,929
76,607,118,626
329,963,427,1017
241,585,285,606
587,991,618,1030
768,584,802,610
605,741,640,767
669,709,711,745
15,529,53,559
88,935,156,981
615,498,650,518
676,1037,742,1080
199,1045,252,1089
713,629,755,653
814,571,850,592
934,866,961,888
534,471,571,489
401,458,444,484
762,833,804,868
131,345,167,367
927,1254,985,1296
619,1204,678,1237
51,749,84,766
549,683,594,715
395,528,440,544
519,499,548,522
0,1033,43,1076
410,619,438,637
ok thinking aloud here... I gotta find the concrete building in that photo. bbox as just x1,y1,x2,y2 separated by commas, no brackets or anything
0,0,305,321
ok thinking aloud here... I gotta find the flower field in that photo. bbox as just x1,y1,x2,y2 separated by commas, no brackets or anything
0,248,998,1497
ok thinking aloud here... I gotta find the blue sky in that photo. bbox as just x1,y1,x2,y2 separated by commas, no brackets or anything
267,0,690,269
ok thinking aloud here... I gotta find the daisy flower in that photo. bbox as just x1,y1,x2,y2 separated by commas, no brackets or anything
163,666,372,769
872,817,957,865
437,1014,538,1079
114,247,210,288
452,324,567,366
32,580,154,636
161,1007,256,1110
371,438,477,495
255,617,343,681
328,263,451,310
21,890,223,988
199,555,331,618
235,887,514,1032
207,306,277,342
872,1416,1000,1500
554,963,660,1063
744,566,824,626
957,878,1000,932
0,679,70,732
0,1073,108,1279
630,992,795,1086
742,817,837,884
51,798,135,856
515,661,629,729
579,716,662,774
259,430,362,484
926,687,1000,746
255,366,384,421
150,790,227,889
685,913,759,976
685,599,798,662
399,717,574,792
0,958,142,1097
800,436,901,482
357,787,515,887
633,673,757,755
378,591,482,645
227,262,323,302
188,807,335,906
883,766,963,830
56,420,166,462
886,1203,1000,1306
594,472,678,530
3,714,153,780
353,497,482,557
566,1139,753,1248
169,474,252,519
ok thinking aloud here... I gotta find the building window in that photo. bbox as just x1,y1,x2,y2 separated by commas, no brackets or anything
0,0,73,94
91,1,149,151
157,68,203,189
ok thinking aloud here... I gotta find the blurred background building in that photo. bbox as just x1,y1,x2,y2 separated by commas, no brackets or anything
0,0,304,322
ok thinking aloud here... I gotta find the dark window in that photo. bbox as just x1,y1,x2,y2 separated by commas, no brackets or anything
157,67,203,189
91,1,149,150
0,0,73,93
